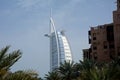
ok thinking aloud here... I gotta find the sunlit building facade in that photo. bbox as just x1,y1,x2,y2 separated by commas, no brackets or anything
83,0,120,62
45,18,72,71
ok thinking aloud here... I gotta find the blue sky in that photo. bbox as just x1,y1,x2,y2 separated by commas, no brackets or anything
0,0,116,77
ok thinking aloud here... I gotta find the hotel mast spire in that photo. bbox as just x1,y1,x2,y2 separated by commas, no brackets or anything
50,9,56,33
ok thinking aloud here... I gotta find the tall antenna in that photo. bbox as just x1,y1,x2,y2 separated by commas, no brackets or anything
45,8,56,37
50,8,56,33
50,8,52,18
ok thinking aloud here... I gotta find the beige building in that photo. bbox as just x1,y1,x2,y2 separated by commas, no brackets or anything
113,0,120,57
83,0,120,62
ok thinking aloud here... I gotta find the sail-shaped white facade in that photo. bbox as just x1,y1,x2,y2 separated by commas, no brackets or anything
45,18,72,71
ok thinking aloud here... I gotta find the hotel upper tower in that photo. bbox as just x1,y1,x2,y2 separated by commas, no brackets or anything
45,17,72,71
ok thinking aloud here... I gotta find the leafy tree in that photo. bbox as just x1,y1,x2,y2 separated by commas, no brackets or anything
58,61,76,80
5,70,40,80
44,58,120,80
0,46,41,80
102,57,120,80
0,46,22,79
45,71,61,80
75,59,120,80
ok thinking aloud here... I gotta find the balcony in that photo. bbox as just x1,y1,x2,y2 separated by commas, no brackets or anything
88,31,91,35
89,38,91,44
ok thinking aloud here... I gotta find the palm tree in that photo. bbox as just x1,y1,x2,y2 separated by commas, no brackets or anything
5,70,40,80
45,71,61,80
0,46,22,79
58,61,76,80
75,58,120,80
44,58,120,80
0,46,42,80
102,57,120,80
74,59,96,80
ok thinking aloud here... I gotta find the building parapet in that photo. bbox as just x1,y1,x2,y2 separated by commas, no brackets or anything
90,23,113,30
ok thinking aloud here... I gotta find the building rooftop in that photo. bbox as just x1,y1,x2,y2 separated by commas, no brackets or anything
91,23,113,30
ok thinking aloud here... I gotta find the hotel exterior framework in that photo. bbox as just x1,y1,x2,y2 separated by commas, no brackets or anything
45,17,72,71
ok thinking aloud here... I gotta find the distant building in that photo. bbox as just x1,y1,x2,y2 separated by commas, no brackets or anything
45,17,72,71
83,0,120,62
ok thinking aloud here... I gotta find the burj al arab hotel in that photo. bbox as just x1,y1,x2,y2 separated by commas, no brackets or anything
45,17,73,71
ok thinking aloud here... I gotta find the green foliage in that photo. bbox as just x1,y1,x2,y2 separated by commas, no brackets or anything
58,61,76,80
0,46,22,70
45,71,61,80
0,46,22,79
45,59,120,80
5,70,39,80
0,46,41,80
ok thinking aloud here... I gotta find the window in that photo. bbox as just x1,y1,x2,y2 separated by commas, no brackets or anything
118,52,120,56
93,33,96,36
93,46,97,50
93,37,96,40
109,44,114,49
103,41,107,49
104,45,107,49
93,52,97,60
93,33,97,40
118,47,120,56
94,56,97,60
